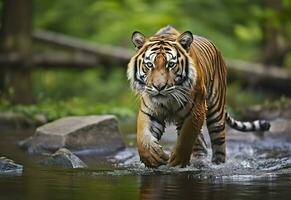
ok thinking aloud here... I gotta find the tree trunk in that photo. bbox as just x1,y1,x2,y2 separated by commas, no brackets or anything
0,0,33,104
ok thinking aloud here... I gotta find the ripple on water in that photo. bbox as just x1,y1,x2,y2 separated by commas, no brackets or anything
101,135,291,178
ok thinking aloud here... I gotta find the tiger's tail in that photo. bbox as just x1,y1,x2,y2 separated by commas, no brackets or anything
225,112,271,132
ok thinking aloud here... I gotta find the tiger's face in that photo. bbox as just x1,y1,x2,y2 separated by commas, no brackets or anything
128,31,197,107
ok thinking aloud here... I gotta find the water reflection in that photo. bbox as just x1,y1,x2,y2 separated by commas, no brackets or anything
138,174,291,200
2,128,291,200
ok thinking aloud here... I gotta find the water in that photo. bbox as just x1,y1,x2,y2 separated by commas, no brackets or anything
1,126,291,200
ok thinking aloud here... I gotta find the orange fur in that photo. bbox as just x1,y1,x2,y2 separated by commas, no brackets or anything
128,26,270,168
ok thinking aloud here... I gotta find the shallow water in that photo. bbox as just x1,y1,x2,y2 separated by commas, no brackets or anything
1,126,291,200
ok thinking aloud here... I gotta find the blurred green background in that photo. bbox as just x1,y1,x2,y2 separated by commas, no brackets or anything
0,0,291,122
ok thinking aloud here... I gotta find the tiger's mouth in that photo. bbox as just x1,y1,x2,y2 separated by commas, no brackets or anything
150,93,167,99
144,85,169,97
149,94,172,106
145,88,169,100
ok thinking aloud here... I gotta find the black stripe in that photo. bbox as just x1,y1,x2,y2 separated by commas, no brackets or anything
142,98,151,111
181,59,184,67
151,47,160,51
208,124,225,134
174,46,189,86
207,87,224,118
140,109,165,140
152,122,163,133
251,122,256,131
212,137,225,146
193,147,205,152
134,59,145,86
176,122,183,131
207,80,214,98
176,48,181,58
140,109,165,127
206,101,222,119
241,124,246,131
206,109,224,127
172,65,180,74
185,55,189,78
207,92,219,112
150,127,162,140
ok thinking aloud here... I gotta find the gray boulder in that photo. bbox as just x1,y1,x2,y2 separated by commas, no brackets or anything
0,157,23,175
41,148,87,168
19,115,125,155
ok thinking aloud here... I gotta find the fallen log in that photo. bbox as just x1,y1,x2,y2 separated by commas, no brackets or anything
226,59,291,95
33,29,133,66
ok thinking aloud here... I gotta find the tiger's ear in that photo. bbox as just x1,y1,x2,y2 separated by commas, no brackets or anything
132,31,146,49
178,31,193,51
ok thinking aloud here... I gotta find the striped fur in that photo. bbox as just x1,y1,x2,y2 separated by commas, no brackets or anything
127,25,270,168
226,112,270,132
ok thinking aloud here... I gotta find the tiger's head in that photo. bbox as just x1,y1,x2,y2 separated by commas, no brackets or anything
127,31,197,106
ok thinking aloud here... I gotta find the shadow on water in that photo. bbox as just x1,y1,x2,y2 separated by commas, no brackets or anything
1,125,291,200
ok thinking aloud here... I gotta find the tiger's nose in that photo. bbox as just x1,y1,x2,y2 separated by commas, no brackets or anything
153,83,167,91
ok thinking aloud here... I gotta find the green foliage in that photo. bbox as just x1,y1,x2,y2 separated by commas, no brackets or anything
32,0,291,63
0,98,135,121
0,68,138,121
31,0,264,59
32,68,128,101
1,0,288,121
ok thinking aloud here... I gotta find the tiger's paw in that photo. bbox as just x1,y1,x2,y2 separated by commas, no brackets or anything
168,150,190,167
138,140,169,168
192,149,208,159
212,155,225,165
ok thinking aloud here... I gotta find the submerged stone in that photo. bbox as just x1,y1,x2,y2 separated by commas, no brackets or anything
0,157,23,175
19,115,125,155
41,148,87,168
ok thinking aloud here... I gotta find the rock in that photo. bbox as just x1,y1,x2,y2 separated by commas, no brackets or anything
0,157,23,175
41,148,87,168
19,115,125,155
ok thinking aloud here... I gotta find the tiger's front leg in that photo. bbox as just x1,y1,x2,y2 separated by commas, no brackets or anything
137,110,169,168
169,103,206,167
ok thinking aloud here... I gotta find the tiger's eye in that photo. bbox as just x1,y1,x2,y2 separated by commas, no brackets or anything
146,62,154,69
168,61,176,68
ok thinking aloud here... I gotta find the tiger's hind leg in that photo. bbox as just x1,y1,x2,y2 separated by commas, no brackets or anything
206,91,226,164
192,133,208,158
206,116,226,164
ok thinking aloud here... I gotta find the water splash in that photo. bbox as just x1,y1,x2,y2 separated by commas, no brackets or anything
103,134,291,179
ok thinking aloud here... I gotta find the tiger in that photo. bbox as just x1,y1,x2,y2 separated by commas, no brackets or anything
127,25,270,168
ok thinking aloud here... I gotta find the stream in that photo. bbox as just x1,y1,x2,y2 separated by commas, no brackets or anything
1,123,291,200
